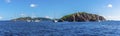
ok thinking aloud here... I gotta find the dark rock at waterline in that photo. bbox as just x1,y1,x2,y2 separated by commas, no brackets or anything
58,19,64,22
59,12,106,22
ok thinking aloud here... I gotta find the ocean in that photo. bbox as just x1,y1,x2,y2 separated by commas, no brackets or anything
0,21,120,36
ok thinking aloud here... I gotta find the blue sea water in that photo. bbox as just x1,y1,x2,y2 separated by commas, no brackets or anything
0,21,120,36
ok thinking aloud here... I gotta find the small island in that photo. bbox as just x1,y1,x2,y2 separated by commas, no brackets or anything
12,17,52,22
58,12,106,22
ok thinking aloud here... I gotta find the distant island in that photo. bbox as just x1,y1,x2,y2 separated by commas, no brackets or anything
58,12,106,22
12,12,106,22
12,17,52,22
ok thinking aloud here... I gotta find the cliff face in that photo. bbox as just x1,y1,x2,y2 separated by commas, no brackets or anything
59,12,106,22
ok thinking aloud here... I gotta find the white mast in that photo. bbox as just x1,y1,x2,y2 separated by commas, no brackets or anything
98,16,100,22
53,11,58,23
13,12,17,22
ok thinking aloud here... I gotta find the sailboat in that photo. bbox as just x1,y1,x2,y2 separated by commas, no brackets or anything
13,14,17,22
32,13,40,22
35,19,40,22
13,12,18,22
27,19,31,22
97,16,101,22
53,19,58,23
53,11,58,23
20,13,32,22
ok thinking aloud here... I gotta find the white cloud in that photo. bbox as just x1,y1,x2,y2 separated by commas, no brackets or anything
5,0,11,3
107,4,112,8
30,4,37,8
0,16,3,20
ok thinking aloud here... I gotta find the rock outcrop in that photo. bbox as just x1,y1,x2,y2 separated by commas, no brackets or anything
59,12,106,22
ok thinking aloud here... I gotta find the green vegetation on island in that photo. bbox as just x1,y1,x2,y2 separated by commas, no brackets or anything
58,12,106,22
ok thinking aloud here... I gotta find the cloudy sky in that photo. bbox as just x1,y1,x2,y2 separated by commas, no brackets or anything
0,0,120,20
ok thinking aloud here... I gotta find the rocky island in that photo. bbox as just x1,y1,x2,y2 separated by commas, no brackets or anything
58,12,106,22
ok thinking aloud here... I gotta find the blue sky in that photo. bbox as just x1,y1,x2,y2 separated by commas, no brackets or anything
0,0,120,20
